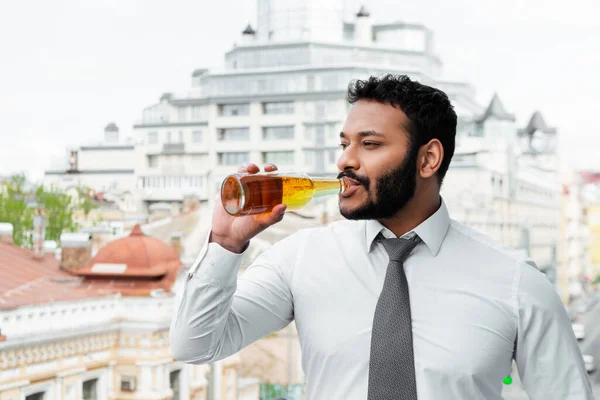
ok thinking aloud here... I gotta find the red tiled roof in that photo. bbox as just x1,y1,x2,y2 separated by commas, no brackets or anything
0,224,183,311
0,241,115,310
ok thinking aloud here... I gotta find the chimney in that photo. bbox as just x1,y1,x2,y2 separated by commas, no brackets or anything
32,206,46,259
60,232,92,273
104,122,119,143
170,232,184,258
355,5,372,45
0,223,13,244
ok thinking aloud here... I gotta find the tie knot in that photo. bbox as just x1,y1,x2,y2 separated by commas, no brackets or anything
380,235,421,262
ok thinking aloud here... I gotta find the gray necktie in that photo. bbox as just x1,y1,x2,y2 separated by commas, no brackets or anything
368,234,422,400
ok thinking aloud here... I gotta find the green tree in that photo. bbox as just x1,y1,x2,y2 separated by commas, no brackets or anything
35,186,78,243
75,186,97,218
0,174,96,246
0,173,33,245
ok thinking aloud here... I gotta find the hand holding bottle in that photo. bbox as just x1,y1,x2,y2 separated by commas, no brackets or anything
210,163,287,253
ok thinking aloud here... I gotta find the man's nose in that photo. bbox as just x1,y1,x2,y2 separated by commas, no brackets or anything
336,146,360,172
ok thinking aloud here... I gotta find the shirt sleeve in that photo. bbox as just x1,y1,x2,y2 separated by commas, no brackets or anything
515,259,595,399
169,229,303,364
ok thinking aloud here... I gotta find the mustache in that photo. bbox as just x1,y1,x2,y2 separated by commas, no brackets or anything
337,170,370,189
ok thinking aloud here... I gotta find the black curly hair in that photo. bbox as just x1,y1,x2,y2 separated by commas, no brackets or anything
347,74,457,186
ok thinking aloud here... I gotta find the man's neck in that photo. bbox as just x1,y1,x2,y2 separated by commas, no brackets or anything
377,194,441,238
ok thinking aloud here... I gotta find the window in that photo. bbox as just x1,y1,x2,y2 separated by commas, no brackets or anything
307,75,315,91
262,151,294,165
178,107,188,122
170,370,181,400
329,149,337,163
192,130,203,143
121,376,137,392
26,393,45,400
191,106,206,121
304,126,313,141
148,155,158,168
148,132,158,144
315,101,326,119
304,150,314,165
218,152,250,166
262,126,294,140
262,101,294,115
82,378,98,400
328,123,338,140
315,125,325,144
218,128,249,141
219,103,250,117
177,131,184,143
166,132,172,143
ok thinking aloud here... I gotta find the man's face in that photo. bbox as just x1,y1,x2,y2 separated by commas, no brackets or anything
337,100,418,220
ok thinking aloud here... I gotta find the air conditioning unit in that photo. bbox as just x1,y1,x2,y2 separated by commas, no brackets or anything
120,376,137,392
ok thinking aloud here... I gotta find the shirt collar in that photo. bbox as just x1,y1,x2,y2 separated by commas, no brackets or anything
365,197,450,256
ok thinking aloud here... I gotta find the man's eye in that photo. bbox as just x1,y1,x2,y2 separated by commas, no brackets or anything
363,142,379,147
340,143,348,150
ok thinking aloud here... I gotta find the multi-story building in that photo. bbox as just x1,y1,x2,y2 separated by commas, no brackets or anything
132,0,482,211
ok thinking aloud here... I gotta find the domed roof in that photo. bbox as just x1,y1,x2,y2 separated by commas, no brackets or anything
104,122,119,132
75,225,181,279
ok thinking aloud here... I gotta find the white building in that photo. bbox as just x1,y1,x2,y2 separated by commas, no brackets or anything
43,123,140,212
132,0,483,211
442,95,561,284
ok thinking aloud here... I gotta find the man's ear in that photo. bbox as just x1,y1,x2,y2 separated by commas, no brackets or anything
419,139,444,179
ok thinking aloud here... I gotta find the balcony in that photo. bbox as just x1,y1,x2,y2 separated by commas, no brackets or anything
162,143,185,154
138,175,208,201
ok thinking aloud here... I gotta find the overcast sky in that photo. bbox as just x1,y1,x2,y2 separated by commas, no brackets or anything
1,0,599,182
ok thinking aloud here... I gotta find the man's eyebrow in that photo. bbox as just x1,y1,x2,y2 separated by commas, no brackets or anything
339,130,385,138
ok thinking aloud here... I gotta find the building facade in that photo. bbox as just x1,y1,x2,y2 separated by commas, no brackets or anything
132,1,482,211
0,224,251,400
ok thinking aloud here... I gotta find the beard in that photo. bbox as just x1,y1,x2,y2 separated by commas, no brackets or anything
338,148,418,220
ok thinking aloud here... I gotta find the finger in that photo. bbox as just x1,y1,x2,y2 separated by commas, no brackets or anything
270,204,287,223
264,164,278,172
255,204,287,227
238,163,249,173
246,163,260,174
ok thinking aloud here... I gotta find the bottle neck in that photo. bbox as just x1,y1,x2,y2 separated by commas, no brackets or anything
311,177,344,198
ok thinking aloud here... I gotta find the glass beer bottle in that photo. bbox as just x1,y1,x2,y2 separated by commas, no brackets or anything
221,172,348,216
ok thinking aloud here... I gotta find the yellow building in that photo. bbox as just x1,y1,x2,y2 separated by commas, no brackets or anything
588,204,600,280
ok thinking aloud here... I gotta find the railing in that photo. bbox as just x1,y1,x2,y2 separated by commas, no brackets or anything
162,143,185,154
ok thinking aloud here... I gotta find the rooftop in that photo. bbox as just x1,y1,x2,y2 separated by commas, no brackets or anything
0,224,183,311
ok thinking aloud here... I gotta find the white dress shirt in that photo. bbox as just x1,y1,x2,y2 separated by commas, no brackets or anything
170,199,594,399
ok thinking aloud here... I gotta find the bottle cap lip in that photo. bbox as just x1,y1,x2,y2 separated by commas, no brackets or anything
339,177,350,194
